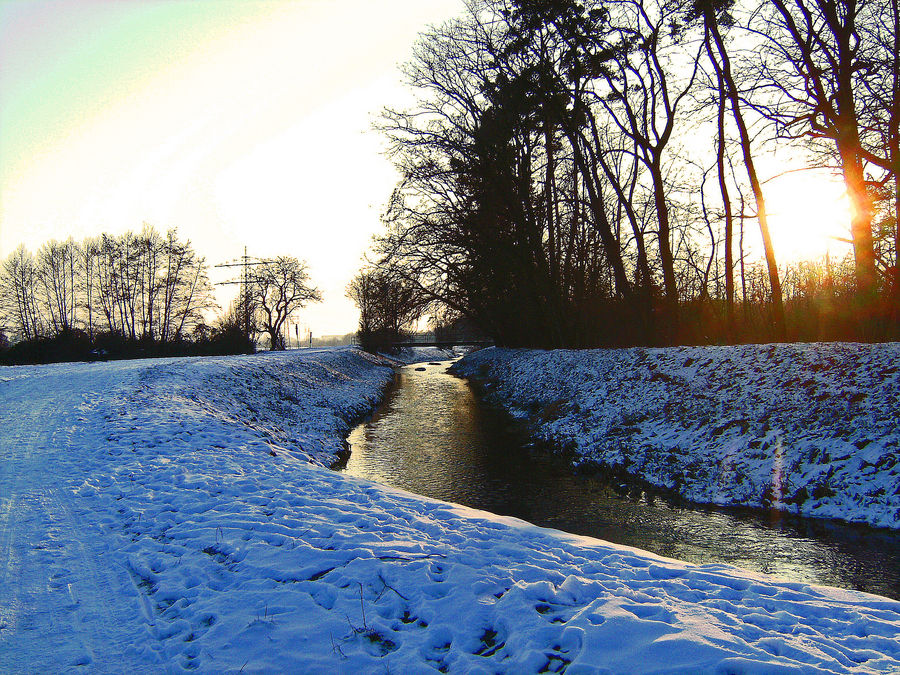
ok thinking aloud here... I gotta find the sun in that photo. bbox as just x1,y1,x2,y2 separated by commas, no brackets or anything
764,170,853,263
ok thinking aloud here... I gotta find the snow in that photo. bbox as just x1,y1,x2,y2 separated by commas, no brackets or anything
380,346,460,365
1,346,899,673
452,343,900,530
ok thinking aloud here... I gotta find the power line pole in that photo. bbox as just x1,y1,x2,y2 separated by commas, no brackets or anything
214,248,271,345
242,246,249,341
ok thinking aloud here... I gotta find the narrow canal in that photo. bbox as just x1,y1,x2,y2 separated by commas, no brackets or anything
343,360,900,600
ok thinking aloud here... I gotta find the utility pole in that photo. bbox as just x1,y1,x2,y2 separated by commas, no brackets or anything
214,248,271,346
242,246,249,341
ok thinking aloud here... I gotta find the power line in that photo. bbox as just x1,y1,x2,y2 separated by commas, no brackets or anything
214,248,274,342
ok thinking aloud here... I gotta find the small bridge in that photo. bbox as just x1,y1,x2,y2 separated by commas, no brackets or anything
391,340,494,349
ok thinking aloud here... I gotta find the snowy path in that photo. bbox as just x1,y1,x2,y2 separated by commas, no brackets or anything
0,362,150,671
1,349,899,673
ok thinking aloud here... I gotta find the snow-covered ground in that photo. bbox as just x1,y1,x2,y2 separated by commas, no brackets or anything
452,343,900,530
1,347,899,673
381,346,460,365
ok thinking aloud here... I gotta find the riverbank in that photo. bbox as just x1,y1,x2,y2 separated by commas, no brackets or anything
2,347,899,672
452,343,900,530
381,345,459,365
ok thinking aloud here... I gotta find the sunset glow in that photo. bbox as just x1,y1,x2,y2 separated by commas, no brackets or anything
764,169,854,263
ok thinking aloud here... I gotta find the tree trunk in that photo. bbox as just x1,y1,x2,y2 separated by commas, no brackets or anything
829,0,878,306
706,14,785,339
707,30,736,336
651,159,678,304
839,143,877,299
890,0,900,305
566,131,633,300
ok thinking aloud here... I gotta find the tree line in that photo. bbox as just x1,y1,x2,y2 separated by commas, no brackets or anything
350,0,899,349
0,225,321,363
1,226,215,346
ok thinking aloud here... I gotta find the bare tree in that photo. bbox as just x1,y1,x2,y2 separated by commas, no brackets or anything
858,0,900,300
35,238,79,336
0,245,43,340
247,256,321,350
594,0,703,306
380,2,629,347
156,230,216,342
80,237,101,339
365,0,896,345
695,0,786,337
755,0,895,306
347,266,428,352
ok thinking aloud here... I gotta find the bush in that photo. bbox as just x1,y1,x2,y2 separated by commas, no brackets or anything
0,327,255,366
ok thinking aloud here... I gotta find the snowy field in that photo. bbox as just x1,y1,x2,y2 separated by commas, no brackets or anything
454,343,900,530
1,347,899,673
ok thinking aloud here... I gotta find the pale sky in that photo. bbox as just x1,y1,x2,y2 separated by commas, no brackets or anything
0,0,466,336
0,0,852,338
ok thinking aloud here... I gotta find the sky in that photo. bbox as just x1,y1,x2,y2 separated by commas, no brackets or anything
0,0,466,337
0,0,852,337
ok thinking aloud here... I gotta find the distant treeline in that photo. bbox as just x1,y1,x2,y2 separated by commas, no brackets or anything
356,0,900,348
310,333,357,348
0,226,252,365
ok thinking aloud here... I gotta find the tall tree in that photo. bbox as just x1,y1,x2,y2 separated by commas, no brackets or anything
757,0,894,308
35,238,79,335
81,237,100,339
696,0,786,337
714,79,737,332
381,2,637,346
594,0,702,306
0,245,42,340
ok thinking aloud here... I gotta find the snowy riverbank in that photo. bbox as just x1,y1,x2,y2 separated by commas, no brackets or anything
381,345,459,366
453,343,900,530
2,347,899,672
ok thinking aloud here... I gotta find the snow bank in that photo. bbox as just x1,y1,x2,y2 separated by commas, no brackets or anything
158,347,396,467
453,343,900,529
2,347,899,673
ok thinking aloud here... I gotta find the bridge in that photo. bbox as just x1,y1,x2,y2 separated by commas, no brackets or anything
391,340,494,349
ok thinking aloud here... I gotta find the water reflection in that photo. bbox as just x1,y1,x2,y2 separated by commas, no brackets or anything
344,361,900,599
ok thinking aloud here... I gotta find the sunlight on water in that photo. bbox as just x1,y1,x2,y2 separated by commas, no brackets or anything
344,361,900,599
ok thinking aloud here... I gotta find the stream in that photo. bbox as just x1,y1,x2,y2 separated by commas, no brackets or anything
343,360,900,600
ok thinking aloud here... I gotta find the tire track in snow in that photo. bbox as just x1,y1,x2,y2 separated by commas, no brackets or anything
0,362,150,673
